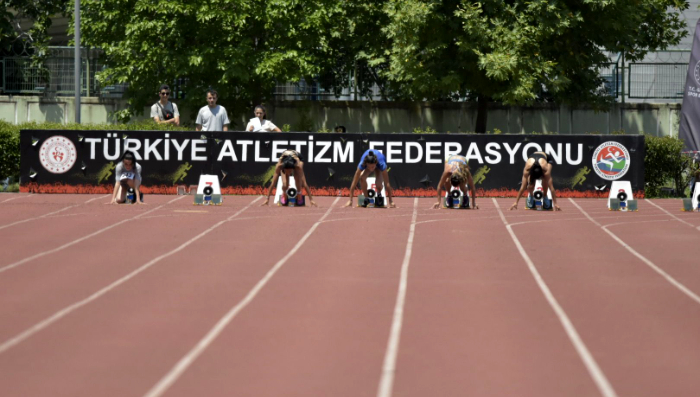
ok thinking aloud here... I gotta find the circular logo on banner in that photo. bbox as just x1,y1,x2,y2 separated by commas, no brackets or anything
39,136,77,174
592,141,631,180
694,61,700,85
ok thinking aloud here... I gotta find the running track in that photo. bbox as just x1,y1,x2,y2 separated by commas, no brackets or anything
0,193,698,397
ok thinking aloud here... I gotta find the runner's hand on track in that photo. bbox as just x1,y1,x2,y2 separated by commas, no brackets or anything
260,198,269,206
389,201,396,208
554,205,562,211
310,200,318,207
432,202,441,209
509,203,518,210
344,200,353,207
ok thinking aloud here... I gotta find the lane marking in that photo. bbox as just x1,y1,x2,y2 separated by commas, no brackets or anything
0,195,34,204
0,196,186,274
0,195,109,230
569,198,700,305
0,205,77,230
0,197,261,355
493,198,618,397
143,197,340,397
377,198,418,397
645,199,697,228
84,194,111,204
173,210,209,213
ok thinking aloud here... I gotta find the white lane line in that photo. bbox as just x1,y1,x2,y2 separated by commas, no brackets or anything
570,198,700,305
493,198,618,397
142,197,340,397
84,194,111,204
0,197,261,355
645,199,697,228
0,195,34,204
0,196,186,274
0,195,106,229
376,198,418,397
0,204,78,230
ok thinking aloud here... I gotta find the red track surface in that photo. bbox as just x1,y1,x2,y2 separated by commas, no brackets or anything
0,193,699,397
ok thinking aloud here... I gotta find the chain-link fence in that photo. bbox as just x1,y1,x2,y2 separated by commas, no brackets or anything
0,47,694,101
1,47,103,96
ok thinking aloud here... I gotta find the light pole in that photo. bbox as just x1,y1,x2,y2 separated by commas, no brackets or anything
74,0,81,124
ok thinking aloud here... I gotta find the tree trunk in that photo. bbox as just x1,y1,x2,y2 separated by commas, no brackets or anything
475,96,489,134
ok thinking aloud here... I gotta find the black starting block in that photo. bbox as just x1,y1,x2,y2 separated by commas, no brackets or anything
126,188,136,204
443,190,470,208
279,187,305,207
526,191,553,211
358,188,386,208
194,185,222,205
609,191,637,211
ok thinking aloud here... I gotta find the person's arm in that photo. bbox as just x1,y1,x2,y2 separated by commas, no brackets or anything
381,169,396,208
273,126,282,132
297,164,317,207
466,173,478,209
110,181,120,204
262,165,282,206
510,171,529,210
433,170,450,209
134,182,145,204
223,124,229,132
196,124,202,131
345,168,363,207
543,168,561,211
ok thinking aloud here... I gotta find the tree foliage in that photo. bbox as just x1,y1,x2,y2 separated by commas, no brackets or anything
377,0,689,108
81,0,383,122
1,1,68,57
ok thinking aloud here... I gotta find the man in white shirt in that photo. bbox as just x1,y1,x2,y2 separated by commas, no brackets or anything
150,84,180,126
196,89,230,131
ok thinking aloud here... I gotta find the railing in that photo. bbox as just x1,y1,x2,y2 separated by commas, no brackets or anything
0,47,693,101
628,63,687,99
1,47,103,96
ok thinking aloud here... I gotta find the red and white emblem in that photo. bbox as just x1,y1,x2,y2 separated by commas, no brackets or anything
39,136,77,174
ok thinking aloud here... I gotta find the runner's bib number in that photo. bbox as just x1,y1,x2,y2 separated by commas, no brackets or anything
120,172,135,180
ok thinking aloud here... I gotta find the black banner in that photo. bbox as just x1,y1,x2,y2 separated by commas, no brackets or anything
20,130,644,196
680,19,700,152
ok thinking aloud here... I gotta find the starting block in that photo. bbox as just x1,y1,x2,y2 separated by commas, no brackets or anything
193,175,223,205
682,182,700,212
274,176,305,206
357,176,387,208
526,179,553,210
608,181,637,211
442,187,470,209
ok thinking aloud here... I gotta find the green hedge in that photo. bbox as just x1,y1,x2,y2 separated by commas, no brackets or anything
644,134,699,197
0,123,697,197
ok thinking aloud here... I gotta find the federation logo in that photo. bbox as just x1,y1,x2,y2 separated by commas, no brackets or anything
39,136,77,174
592,141,630,180
694,61,700,85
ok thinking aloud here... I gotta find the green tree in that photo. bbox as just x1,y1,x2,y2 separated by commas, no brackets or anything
1,1,68,57
376,0,689,132
80,0,372,122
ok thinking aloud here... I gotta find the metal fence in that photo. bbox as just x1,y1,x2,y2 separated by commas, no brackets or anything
1,47,103,96
628,63,687,99
0,47,694,101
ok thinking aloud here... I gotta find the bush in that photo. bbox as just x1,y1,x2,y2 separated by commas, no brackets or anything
644,134,699,197
0,121,190,180
0,121,20,180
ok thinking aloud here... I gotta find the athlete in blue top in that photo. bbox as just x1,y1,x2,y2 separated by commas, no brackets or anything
345,149,396,208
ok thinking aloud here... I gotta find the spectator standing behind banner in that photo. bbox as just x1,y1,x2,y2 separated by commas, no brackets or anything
246,105,282,132
196,89,230,131
150,84,180,126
